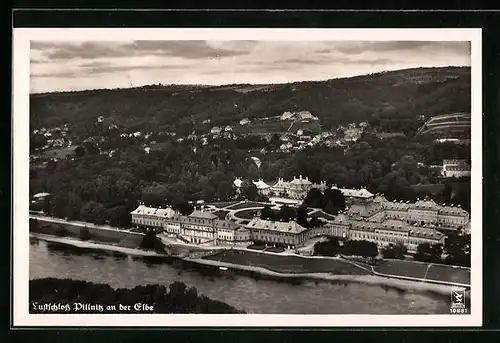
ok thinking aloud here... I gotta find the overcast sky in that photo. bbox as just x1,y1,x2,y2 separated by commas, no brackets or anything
30,40,471,93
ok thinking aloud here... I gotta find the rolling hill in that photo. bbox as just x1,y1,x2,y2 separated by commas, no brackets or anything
30,66,471,134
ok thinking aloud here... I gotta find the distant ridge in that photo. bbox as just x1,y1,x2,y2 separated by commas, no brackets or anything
31,66,470,96
30,66,471,132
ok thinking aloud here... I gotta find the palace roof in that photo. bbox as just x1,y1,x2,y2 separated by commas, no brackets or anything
411,199,440,211
438,205,468,216
332,213,350,225
215,219,241,230
130,205,176,218
253,179,270,189
331,186,374,199
189,210,218,220
290,175,312,186
246,217,309,234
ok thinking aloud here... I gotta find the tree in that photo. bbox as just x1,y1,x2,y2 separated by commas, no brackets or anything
108,206,131,228
278,205,295,222
140,231,164,251
79,226,91,241
80,201,108,225
240,181,258,201
173,200,193,216
296,205,308,227
313,237,340,257
444,232,470,267
343,240,378,258
381,242,407,259
309,217,325,228
64,192,83,221
50,191,70,218
303,188,324,209
260,205,274,220
414,243,443,263
323,189,346,214
74,146,86,158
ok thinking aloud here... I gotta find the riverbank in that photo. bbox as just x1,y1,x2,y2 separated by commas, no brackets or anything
30,233,165,257
189,255,463,298
29,233,464,301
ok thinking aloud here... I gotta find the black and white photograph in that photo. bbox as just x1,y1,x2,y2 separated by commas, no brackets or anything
13,28,482,327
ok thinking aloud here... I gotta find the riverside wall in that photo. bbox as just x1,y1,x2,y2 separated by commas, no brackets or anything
30,217,144,246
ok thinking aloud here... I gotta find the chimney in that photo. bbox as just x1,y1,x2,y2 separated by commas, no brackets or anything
299,175,303,179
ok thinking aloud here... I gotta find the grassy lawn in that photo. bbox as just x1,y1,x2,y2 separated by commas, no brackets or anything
374,259,471,285
425,264,470,285
374,260,430,278
233,209,260,219
226,202,268,210
309,211,336,221
208,201,240,208
264,247,285,253
247,244,266,250
203,250,369,275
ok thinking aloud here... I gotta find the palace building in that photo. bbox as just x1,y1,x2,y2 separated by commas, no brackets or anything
249,175,374,204
253,176,328,200
442,159,471,178
331,185,374,204
130,204,177,229
245,217,310,249
131,205,251,246
130,192,469,252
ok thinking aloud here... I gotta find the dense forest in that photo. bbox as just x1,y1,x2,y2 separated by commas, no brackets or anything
30,66,470,133
30,278,243,314
29,133,471,228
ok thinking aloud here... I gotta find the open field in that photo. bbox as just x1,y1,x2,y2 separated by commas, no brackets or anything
203,250,369,275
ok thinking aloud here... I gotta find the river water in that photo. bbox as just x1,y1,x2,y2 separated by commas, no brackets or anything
29,239,449,314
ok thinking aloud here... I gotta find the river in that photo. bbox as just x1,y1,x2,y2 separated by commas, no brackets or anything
29,239,450,314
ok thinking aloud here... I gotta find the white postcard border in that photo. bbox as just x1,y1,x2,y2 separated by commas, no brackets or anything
12,28,483,327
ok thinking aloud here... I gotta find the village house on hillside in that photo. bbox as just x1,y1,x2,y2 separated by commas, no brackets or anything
239,118,251,126
280,110,319,122
211,126,222,135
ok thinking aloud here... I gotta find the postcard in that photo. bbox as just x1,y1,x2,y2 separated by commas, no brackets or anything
12,27,482,327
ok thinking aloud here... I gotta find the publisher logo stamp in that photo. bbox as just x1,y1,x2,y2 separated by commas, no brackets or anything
450,288,468,314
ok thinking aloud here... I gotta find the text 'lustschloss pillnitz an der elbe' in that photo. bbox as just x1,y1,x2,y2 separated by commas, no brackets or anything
32,302,154,313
